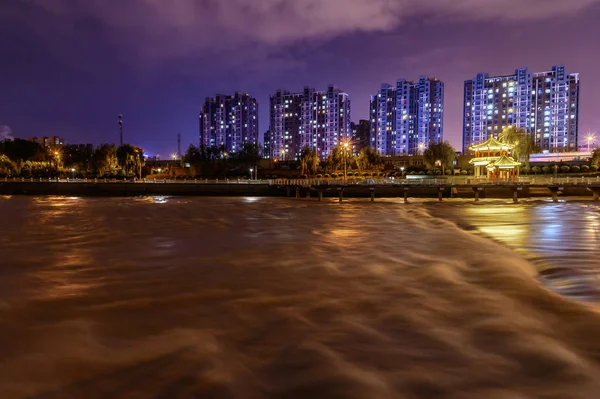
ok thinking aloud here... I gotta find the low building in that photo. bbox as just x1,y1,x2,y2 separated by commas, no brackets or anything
469,137,520,178
28,136,64,148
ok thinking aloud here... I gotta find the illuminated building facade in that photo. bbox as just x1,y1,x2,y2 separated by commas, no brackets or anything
199,92,258,153
269,85,351,160
369,77,444,156
463,65,579,153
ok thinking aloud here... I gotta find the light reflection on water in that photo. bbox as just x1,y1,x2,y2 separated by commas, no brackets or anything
429,199,600,301
1,196,600,398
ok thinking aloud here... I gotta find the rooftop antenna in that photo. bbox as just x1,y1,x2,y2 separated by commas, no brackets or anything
118,114,123,146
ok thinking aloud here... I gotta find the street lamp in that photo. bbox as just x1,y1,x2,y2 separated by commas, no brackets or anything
587,134,596,153
71,168,75,180
400,166,405,177
343,141,350,182
249,168,254,180
157,168,162,174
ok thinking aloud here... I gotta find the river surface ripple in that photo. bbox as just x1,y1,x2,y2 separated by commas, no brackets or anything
1,196,600,398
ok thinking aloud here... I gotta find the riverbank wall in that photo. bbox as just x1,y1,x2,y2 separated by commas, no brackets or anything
0,181,595,199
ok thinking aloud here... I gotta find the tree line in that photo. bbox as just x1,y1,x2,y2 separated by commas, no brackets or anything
0,139,144,178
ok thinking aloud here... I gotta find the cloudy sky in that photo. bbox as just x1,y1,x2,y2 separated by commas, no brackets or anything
1,0,599,156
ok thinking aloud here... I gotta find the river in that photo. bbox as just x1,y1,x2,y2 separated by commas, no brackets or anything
0,196,599,398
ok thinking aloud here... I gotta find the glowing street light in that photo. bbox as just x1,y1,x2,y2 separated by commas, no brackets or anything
249,168,254,180
342,141,350,182
587,133,596,153
401,166,405,177
71,168,75,179
171,153,177,160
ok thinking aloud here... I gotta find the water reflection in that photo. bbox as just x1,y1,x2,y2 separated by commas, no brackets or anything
1,197,600,398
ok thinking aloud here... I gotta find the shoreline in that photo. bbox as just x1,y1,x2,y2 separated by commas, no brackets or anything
0,181,596,199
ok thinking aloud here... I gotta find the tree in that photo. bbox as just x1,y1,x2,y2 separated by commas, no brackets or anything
183,144,204,166
236,143,262,166
0,139,45,162
299,147,319,177
0,154,15,176
499,126,540,169
356,146,383,172
117,144,139,176
423,141,457,176
93,144,118,177
591,148,600,169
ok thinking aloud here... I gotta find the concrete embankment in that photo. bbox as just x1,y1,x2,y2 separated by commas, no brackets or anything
0,182,283,197
0,181,594,199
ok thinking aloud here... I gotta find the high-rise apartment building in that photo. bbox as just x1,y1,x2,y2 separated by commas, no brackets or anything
463,65,579,153
269,85,351,160
263,130,271,159
199,92,258,153
351,120,370,156
369,77,444,156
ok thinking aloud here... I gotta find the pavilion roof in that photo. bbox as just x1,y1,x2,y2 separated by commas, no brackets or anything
469,156,501,165
486,155,521,169
469,136,515,151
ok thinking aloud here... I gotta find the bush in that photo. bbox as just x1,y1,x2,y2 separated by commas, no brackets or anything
521,166,531,174
378,172,384,177
532,166,541,174
445,170,452,175
362,172,369,177
331,173,338,178
301,174,308,179
460,170,468,175
434,170,442,175
324,174,330,178
316,174,323,178
571,165,580,173
541,166,550,174
418,171,425,175
581,165,590,172
591,165,599,172
560,165,570,173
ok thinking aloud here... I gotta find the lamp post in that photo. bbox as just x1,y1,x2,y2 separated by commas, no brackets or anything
71,168,75,180
343,141,349,182
249,168,253,180
401,166,405,178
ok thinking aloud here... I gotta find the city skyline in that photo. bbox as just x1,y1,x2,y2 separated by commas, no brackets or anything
1,1,600,156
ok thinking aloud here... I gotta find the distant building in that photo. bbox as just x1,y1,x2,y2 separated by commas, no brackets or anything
269,85,351,160
199,92,259,154
28,136,64,148
263,130,271,159
463,65,580,153
370,77,444,156
350,120,370,156
65,144,94,152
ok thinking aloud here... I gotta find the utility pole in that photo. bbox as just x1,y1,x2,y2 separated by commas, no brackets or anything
118,114,123,146
177,133,181,159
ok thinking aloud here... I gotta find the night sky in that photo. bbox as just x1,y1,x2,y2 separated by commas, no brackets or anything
1,0,599,157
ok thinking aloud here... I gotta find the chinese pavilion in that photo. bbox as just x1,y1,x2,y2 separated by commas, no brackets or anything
468,137,521,178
